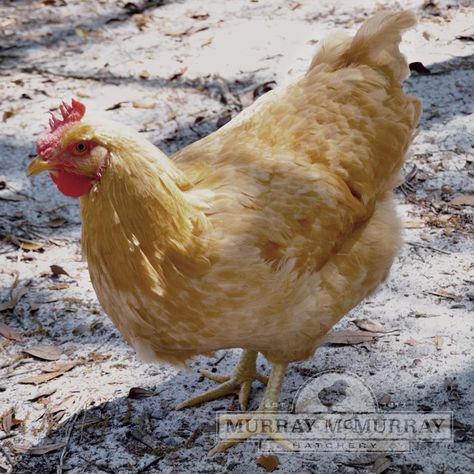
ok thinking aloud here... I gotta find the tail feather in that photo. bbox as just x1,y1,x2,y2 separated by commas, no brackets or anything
309,10,416,83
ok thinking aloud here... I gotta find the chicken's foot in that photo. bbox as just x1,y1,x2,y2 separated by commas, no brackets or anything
176,350,268,411
209,361,294,455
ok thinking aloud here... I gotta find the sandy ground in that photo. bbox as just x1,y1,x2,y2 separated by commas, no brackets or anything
0,0,473,473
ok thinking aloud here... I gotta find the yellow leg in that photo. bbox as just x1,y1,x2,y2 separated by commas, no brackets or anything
176,350,268,411
209,362,294,455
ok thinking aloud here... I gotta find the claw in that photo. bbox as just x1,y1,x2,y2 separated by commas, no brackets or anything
177,350,267,411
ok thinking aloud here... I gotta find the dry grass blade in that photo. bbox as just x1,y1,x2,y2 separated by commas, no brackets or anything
324,330,395,345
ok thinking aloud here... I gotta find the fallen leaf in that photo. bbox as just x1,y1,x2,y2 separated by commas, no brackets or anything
48,217,67,227
216,111,232,128
131,100,156,109
450,195,474,206
325,330,386,345
0,190,27,201
0,286,29,312
13,443,65,455
48,283,70,290
403,219,425,229
409,62,431,74
253,81,277,99
75,28,89,38
2,108,17,122
1,410,13,434
42,361,76,373
23,344,62,361
372,455,391,474
378,394,392,407
27,387,57,402
10,236,44,251
168,67,187,81
201,36,213,47
456,34,474,41
190,11,209,20
0,322,22,341
352,319,389,333
128,387,155,399
105,102,125,111
19,362,76,385
133,13,148,30
404,337,419,346
433,336,444,350
51,394,76,414
256,454,280,472
50,264,70,277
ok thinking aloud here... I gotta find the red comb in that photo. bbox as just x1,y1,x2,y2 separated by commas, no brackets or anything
37,99,86,159
48,99,85,132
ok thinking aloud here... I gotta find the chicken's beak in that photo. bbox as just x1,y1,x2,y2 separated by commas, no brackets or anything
27,157,55,176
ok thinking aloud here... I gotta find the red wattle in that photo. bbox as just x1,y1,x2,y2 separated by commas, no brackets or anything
50,170,93,198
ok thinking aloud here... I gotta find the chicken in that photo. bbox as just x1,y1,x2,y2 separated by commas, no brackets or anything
27,10,421,453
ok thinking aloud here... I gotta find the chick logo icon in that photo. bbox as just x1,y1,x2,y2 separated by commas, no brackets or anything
217,370,453,454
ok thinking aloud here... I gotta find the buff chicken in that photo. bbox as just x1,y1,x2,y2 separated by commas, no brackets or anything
27,10,421,453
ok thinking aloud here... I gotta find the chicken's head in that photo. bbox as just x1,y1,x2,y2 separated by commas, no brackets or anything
27,99,109,198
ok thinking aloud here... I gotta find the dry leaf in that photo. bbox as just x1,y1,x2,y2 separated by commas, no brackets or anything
132,100,156,109
0,286,29,312
378,394,392,407
42,361,76,373
2,108,18,122
13,443,65,455
409,62,431,74
201,36,213,47
433,336,444,350
0,190,27,201
168,67,187,81
133,13,148,30
256,454,280,472
403,219,425,229
456,34,474,41
1,410,13,434
128,387,155,399
11,236,44,251
27,387,57,402
51,395,75,414
48,217,66,227
325,330,384,345
23,344,62,361
372,455,391,474
450,195,474,206
19,362,76,385
48,283,70,290
50,264,70,277
0,322,22,341
190,11,209,20
352,319,389,333
404,337,419,346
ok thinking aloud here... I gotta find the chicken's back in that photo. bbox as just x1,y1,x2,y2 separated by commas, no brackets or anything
168,11,421,363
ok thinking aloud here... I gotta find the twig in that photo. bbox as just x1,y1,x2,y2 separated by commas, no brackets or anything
134,456,162,473
407,241,451,255
56,413,78,474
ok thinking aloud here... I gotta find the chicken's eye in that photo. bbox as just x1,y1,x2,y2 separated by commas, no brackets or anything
74,142,88,154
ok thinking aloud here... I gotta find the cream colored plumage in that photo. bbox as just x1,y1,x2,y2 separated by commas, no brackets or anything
31,10,422,453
